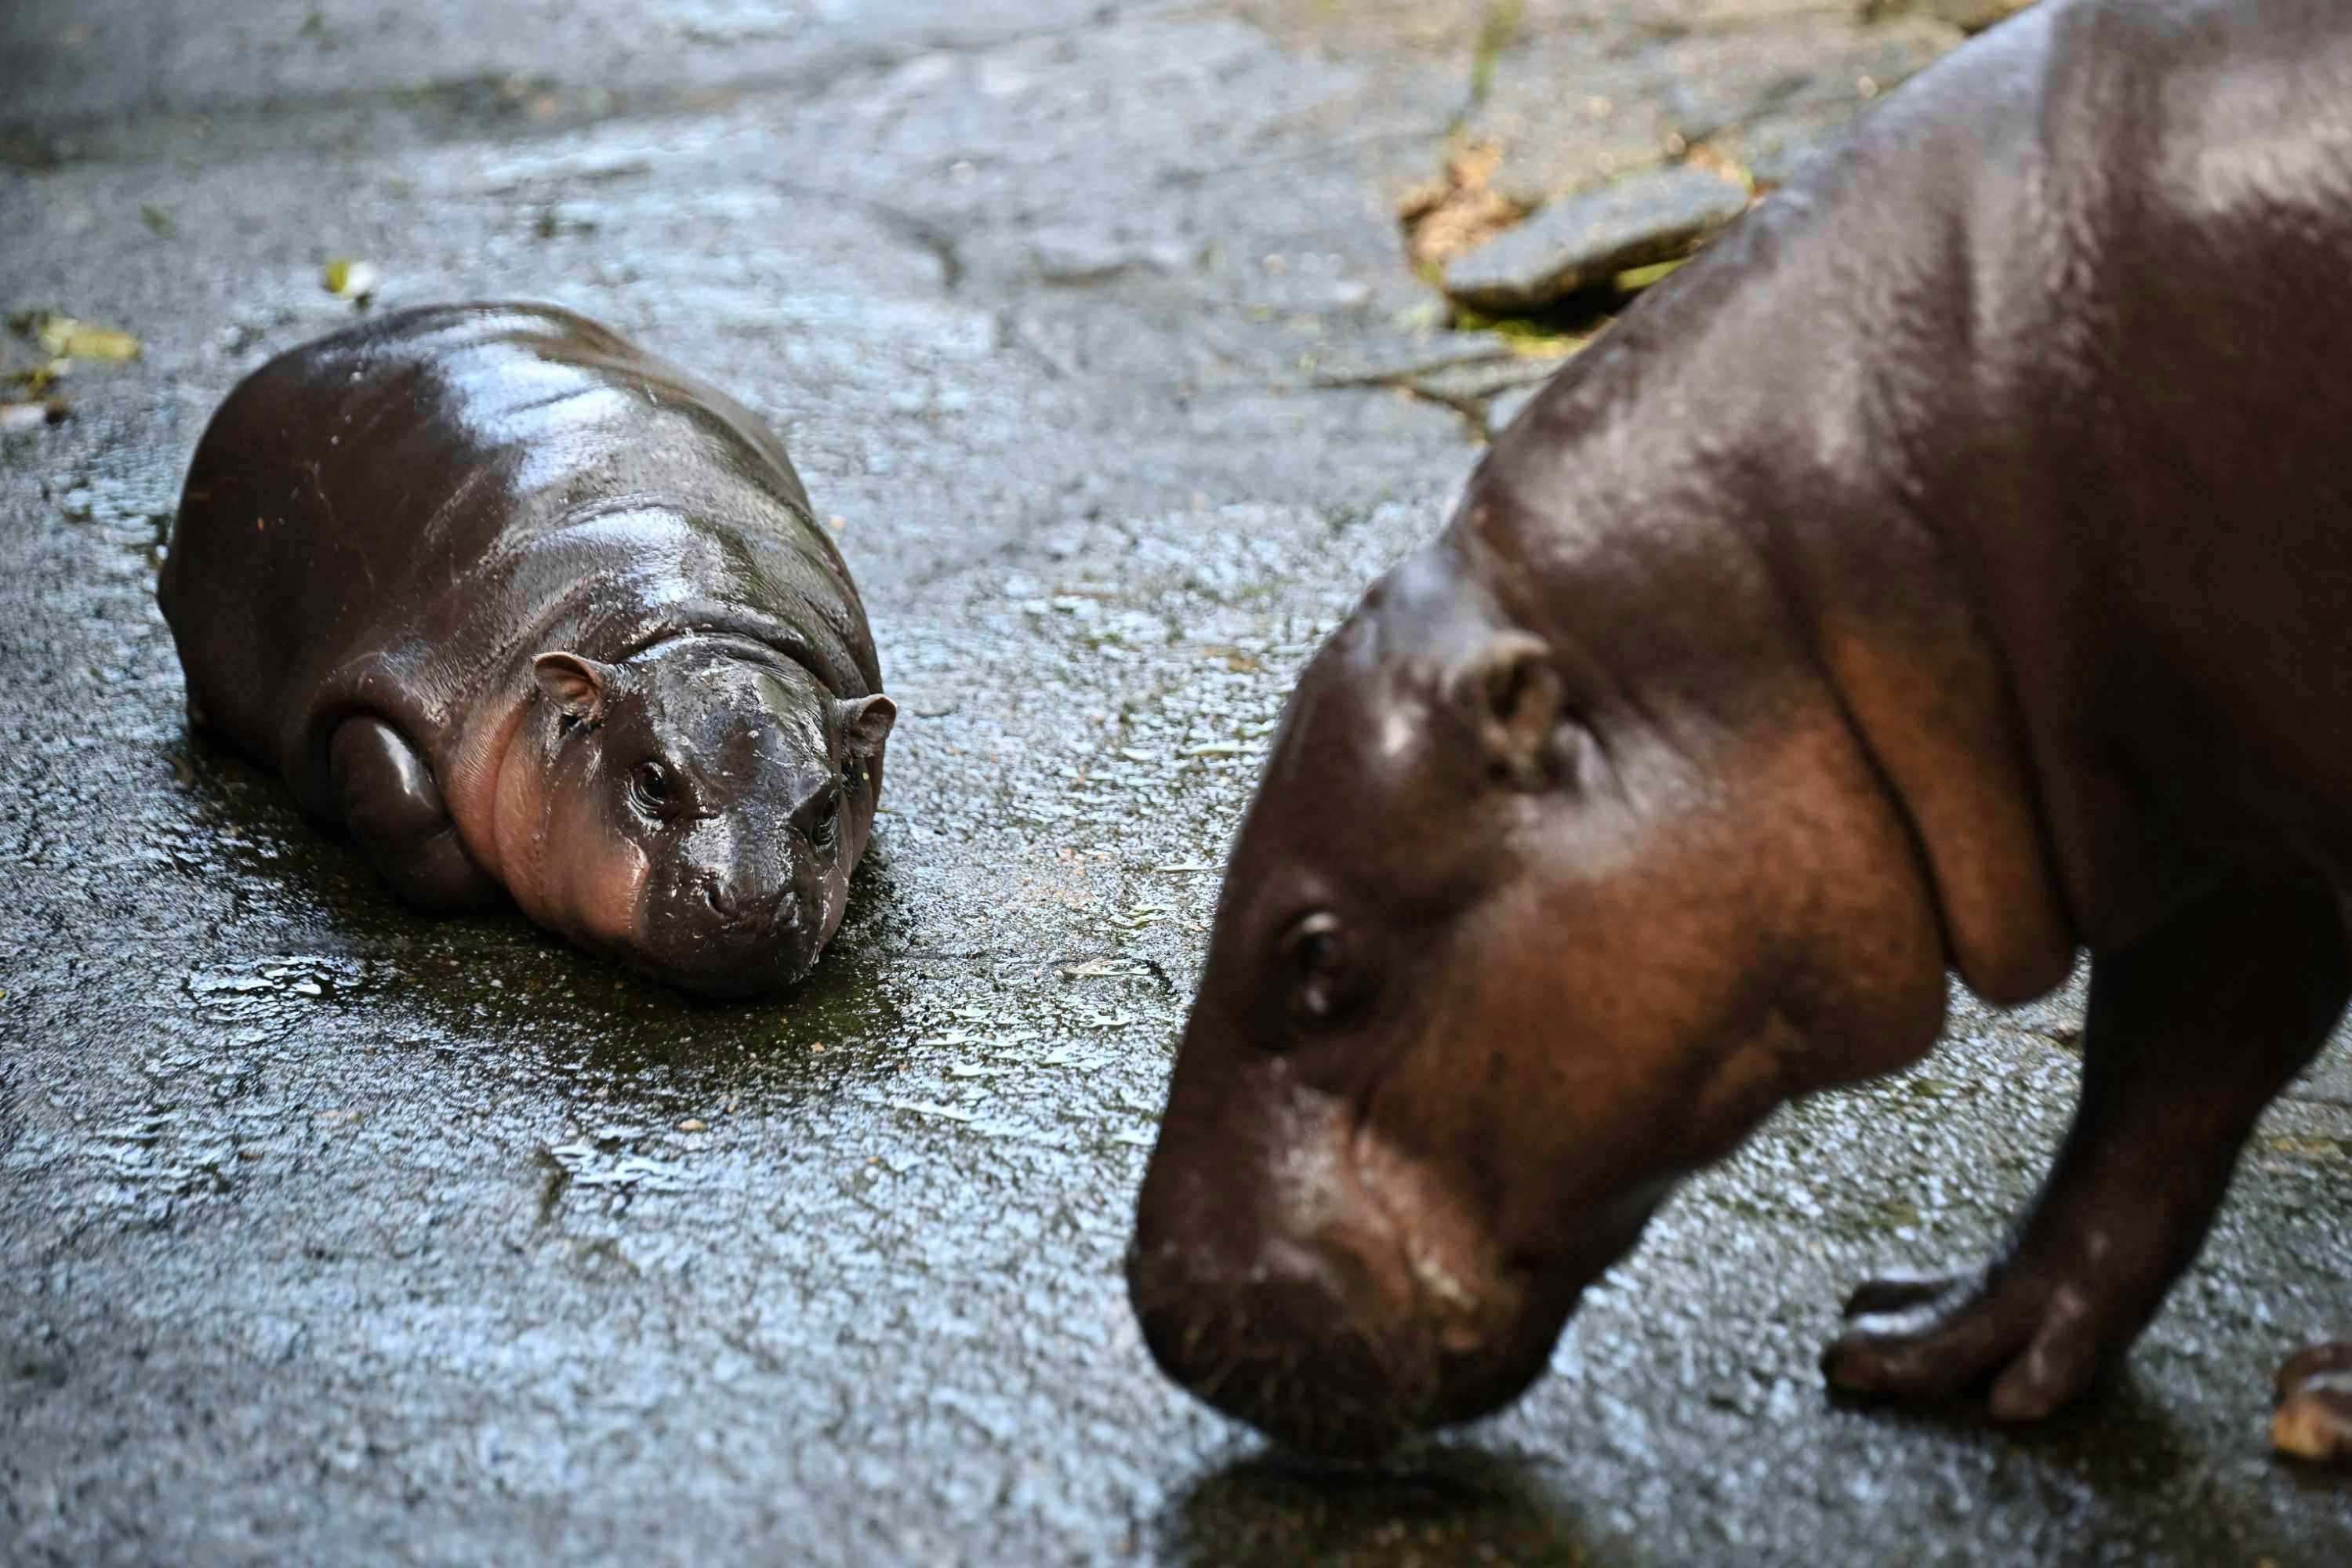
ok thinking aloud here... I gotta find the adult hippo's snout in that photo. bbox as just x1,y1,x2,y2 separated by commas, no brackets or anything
1127,1080,1441,1457
1126,1018,1652,1457
1125,1233,1432,1460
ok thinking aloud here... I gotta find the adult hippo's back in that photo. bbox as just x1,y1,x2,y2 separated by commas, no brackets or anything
159,303,895,996
1129,0,2352,1461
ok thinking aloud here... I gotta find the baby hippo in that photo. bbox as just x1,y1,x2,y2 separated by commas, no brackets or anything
158,303,895,996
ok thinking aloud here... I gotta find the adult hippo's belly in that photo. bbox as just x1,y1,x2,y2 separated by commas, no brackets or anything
158,303,895,997
1127,0,2352,1461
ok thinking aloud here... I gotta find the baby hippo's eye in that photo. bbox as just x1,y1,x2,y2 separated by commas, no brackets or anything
628,760,678,821
808,788,842,851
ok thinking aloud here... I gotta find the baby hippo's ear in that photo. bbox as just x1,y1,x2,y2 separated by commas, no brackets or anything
837,693,898,760
533,652,620,724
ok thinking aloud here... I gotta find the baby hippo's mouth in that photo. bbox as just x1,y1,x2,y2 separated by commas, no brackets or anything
623,877,829,998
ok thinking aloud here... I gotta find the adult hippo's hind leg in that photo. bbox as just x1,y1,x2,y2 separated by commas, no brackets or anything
1821,884,2349,1427
328,714,498,911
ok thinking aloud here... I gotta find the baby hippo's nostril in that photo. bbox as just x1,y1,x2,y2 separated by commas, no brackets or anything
700,873,793,929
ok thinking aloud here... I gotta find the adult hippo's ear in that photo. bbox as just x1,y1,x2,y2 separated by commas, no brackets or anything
532,652,619,725
1450,631,1570,792
837,693,898,760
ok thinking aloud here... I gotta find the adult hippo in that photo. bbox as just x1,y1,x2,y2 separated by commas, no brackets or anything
1127,0,2352,1461
159,303,895,997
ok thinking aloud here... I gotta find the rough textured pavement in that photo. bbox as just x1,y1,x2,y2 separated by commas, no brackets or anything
3,2,2347,1564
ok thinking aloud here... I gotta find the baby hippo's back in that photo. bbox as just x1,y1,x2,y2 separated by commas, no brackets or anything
158,302,878,815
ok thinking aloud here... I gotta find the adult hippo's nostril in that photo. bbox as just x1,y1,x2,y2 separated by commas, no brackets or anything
1124,1236,1435,1458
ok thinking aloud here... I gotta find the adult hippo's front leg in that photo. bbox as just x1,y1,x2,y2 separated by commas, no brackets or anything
1824,884,2350,1442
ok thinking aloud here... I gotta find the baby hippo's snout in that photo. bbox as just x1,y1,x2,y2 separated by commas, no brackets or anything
699,869,792,926
636,827,834,998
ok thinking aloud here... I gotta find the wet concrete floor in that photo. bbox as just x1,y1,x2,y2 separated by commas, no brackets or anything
2,2,2347,1563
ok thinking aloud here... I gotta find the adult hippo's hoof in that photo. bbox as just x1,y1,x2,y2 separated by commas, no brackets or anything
2273,1345,2352,1464
1128,0,2352,1461
158,303,895,996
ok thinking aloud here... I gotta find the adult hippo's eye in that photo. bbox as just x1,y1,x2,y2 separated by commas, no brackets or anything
627,760,679,821
1280,910,1360,1029
808,789,841,851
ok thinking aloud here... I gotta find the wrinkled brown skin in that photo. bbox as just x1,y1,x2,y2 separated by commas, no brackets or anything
158,303,894,997
1130,0,2352,1461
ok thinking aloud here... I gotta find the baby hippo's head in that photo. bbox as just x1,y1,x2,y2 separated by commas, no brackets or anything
523,634,895,996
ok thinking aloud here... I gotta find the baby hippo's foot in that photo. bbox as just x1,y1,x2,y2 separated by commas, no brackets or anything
2271,1342,2352,1462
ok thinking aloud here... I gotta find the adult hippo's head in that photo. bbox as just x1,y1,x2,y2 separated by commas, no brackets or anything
1125,527,1961,1457
501,633,895,997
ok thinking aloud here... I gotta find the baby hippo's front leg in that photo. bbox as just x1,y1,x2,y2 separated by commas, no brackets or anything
329,714,498,911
